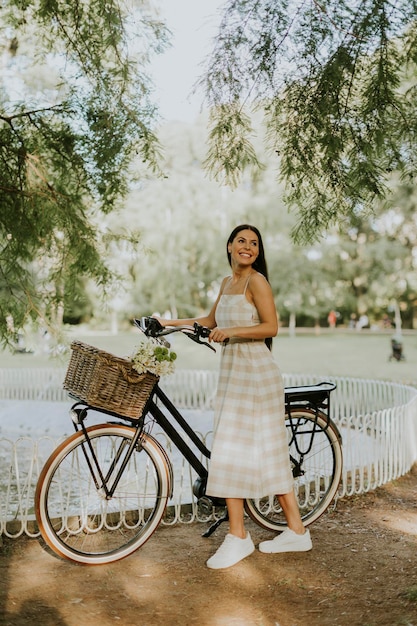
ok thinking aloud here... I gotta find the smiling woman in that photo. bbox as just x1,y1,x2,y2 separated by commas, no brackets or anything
154,224,313,569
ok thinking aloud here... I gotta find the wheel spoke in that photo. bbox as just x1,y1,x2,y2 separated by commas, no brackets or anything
36,425,170,564
245,410,342,530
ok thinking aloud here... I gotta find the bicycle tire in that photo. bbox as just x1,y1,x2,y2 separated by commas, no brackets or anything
35,423,172,564
245,408,342,530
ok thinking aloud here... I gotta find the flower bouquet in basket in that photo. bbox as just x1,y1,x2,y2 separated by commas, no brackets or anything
131,337,177,378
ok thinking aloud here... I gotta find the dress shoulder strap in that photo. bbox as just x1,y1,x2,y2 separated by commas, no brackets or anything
243,274,251,295
219,275,232,295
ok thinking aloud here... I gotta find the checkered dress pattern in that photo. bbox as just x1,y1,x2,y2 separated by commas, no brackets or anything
206,291,294,499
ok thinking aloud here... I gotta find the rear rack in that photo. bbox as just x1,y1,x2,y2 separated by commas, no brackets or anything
284,382,336,412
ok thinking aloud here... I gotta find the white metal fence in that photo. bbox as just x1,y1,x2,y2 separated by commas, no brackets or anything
1,369,417,537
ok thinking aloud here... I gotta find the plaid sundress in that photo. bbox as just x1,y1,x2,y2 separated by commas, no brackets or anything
206,284,294,499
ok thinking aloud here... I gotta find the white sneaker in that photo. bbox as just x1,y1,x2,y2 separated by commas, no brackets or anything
206,532,255,569
258,528,312,554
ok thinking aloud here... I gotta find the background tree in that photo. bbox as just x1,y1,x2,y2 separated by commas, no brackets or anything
97,117,417,330
3,1,417,342
123,120,256,320
201,0,417,242
0,0,168,343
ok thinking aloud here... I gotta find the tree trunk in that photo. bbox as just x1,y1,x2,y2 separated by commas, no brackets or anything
289,312,296,337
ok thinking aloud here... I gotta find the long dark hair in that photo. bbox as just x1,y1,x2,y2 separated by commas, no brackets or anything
226,224,273,350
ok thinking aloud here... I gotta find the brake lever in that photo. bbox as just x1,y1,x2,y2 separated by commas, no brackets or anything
183,332,216,352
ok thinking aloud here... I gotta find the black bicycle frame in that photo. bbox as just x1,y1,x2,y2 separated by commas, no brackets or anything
71,405,148,499
149,385,210,480
70,381,337,501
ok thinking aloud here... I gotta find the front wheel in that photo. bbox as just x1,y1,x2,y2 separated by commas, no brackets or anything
245,408,342,531
35,424,172,564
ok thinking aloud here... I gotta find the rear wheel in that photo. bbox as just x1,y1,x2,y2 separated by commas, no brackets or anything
35,424,172,564
245,409,342,530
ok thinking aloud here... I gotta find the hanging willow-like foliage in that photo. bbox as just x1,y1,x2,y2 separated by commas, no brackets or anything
200,0,417,242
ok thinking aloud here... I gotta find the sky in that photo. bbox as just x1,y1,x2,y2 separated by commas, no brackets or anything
1,1,225,122
151,1,225,122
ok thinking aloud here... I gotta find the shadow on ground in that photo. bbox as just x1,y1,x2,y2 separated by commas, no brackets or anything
1,466,417,626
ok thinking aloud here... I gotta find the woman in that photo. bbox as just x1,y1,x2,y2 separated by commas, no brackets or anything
155,225,311,569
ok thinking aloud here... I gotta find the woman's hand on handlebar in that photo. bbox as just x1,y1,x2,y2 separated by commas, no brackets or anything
209,327,231,344
151,315,194,329
148,315,231,343
151,315,168,328
136,316,216,350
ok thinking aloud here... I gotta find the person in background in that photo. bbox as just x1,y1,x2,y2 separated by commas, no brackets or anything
327,310,337,328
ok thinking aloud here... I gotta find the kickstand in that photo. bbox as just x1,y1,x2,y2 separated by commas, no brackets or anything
202,511,229,538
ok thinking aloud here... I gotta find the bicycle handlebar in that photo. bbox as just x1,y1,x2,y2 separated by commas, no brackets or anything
133,317,216,352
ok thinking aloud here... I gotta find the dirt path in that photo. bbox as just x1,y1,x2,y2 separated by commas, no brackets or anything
1,466,417,626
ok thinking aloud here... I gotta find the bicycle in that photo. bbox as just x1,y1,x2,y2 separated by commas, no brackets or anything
35,317,343,565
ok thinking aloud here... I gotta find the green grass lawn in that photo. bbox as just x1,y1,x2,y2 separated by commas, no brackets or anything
273,331,416,384
3,327,417,385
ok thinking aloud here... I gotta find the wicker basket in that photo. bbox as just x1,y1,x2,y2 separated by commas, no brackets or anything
63,341,158,419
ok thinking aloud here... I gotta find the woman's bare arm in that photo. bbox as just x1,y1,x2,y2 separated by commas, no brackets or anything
153,277,229,330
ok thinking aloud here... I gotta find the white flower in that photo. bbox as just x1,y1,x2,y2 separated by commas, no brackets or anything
131,337,177,377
